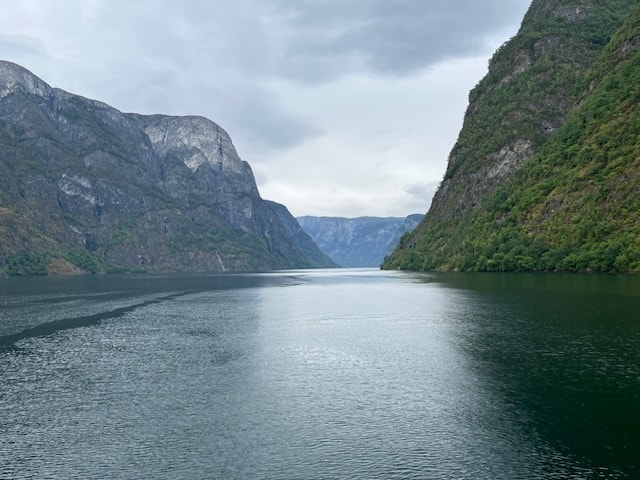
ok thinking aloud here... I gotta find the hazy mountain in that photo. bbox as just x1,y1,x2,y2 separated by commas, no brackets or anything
298,215,423,267
384,0,640,273
0,60,333,275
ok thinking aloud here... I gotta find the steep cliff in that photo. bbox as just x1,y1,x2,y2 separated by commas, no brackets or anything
383,0,640,273
0,61,324,274
265,201,338,268
298,215,423,267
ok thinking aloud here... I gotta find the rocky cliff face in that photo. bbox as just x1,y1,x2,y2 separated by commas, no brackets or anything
265,201,338,268
297,215,423,267
0,61,326,274
424,0,632,225
383,0,640,273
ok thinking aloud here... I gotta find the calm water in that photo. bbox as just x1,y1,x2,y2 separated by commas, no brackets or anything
0,269,638,479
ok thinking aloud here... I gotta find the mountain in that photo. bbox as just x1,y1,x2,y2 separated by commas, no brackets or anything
297,214,423,267
265,201,339,268
0,60,334,275
383,0,640,273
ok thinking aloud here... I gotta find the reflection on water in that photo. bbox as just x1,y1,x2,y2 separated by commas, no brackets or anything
0,270,638,479
433,273,640,478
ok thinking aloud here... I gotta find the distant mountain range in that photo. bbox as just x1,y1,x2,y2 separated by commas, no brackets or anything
0,60,334,275
384,0,640,273
297,215,423,267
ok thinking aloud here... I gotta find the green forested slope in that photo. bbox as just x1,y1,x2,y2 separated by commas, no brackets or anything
383,0,640,273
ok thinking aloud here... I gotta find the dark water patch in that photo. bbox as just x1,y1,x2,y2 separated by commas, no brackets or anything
0,291,188,350
430,273,640,478
0,271,304,339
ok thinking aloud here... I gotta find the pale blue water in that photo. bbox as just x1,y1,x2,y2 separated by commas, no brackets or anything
1,269,638,479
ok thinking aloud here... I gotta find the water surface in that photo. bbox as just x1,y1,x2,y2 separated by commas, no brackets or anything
1,270,638,479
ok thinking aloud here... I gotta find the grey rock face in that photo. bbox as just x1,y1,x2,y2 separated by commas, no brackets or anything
0,61,53,99
0,60,323,274
297,215,423,267
265,201,338,268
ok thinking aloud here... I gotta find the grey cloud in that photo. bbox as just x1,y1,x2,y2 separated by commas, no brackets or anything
221,93,322,154
0,35,48,59
403,180,440,208
0,0,532,216
269,0,530,80
1,0,529,152
37,0,319,151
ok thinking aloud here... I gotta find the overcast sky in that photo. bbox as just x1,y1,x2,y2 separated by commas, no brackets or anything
1,0,531,218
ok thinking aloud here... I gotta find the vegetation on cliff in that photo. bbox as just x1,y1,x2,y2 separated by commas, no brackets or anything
0,62,334,275
383,0,640,273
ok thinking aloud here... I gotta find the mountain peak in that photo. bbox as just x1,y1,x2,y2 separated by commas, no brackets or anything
128,114,245,174
0,60,53,100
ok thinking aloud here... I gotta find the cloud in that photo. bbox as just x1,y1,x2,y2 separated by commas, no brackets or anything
250,55,487,216
0,0,532,217
0,34,48,59
404,180,439,208
269,0,529,81
221,89,322,153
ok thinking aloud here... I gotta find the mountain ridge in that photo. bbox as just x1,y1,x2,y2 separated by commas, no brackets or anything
0,60,334,275
298,214,423,267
